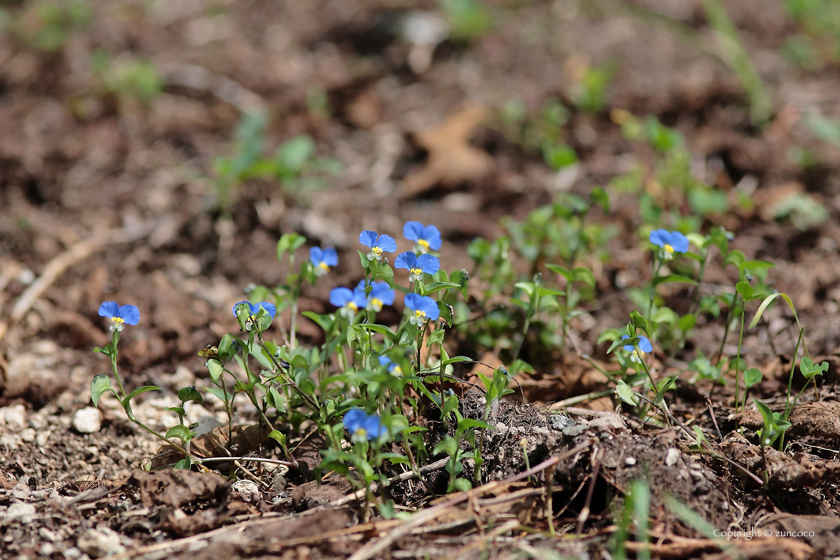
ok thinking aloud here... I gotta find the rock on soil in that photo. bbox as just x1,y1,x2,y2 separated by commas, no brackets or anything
72,407,102,434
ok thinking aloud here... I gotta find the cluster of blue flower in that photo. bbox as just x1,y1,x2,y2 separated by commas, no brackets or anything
325,221,443,323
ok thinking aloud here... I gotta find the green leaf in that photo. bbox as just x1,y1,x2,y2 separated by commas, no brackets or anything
207,359,224,383
607,336,638,354
165,425,193,445
124,385,162,404
173,457,192,470
267,429,287,446
441,356,473,367
302,311,333,333
375,262,394,286
799,357,829,379
678,313,697,332
358,250,371,274
419,281,461,296
546,264,574,282
656,376,677,394
616,380,639,406
90,375,116,408
277,233,306,262
652,274,699,287
458,418,491,431
573,267,596,288
743,368,762,389
749,292,801,329
536,287,565,298
206,386,232,403
629,311,649,332
177,386,203,404
360,323,397,340
740,260,775,271
735,281,754,300
453,478,472,492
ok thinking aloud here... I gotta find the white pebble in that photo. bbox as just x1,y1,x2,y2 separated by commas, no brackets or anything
665,448,681,467
20,428,36,443
231,480,260,494
2,404,26,429
72,407,102,434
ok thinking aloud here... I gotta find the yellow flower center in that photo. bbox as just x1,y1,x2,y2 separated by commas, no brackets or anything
112,317,125,325
348,302,358,311
318,262,330,271
414,310,426,319
393,365,402,374
372,247,382,256
354,428,367,438
664,244,674,254
371,298,383,310
410,267,422,276
418,239,430,249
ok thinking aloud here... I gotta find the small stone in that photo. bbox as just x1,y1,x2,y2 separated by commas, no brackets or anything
550,414,576,431
29,413,48,430
3,404,26,429
77,527,125,558
20,428,36,443
40,543,56,557
625,456,637,466
72,407,102,434
11,483,31,500
231,480,260,494
63,547,83,559
665,448,680,467
5,502,36,523
36,430,52,448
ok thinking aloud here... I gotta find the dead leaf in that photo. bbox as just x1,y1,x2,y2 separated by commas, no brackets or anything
129,469,229,510
400,105,494,198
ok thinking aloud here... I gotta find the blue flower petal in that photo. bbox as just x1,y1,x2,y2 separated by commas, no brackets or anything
359,230,378,248
422,225,442,250
330,287,353,307
99,301,120,318
260,302,277,319
416,254,440,275
119,305,140,325
621,334,653,353
649,229,669,248
378,355,392,367
418,297,440,320
670,232,689,254
403,221,424,242
376,234,397,253
370,282,395,305
362,415,385,439
404,293,422,312
395,252,416,270
343,409,366,433
322,247,338,267
309,246,324,265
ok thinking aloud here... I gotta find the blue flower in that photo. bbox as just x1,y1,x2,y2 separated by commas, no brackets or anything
330,286,368,318
358,280,395,312
649,229,689,260
378,355,403,375
232,301,277,319
309,247,338,277
621,334,653,363
343,409,387,441
359,230,397,261
99,301,140,332
404,293,439,325
395,252,440,282
404,221,442,253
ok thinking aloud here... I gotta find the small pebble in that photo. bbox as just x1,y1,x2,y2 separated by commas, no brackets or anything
20,428,36,443
3,404,26,429
231,480,260,494
72,407,102,434
665,447,680,467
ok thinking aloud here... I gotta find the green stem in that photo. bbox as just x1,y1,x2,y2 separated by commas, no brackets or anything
734,295,745,412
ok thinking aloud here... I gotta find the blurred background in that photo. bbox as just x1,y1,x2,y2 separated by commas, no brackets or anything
2,0,840,402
